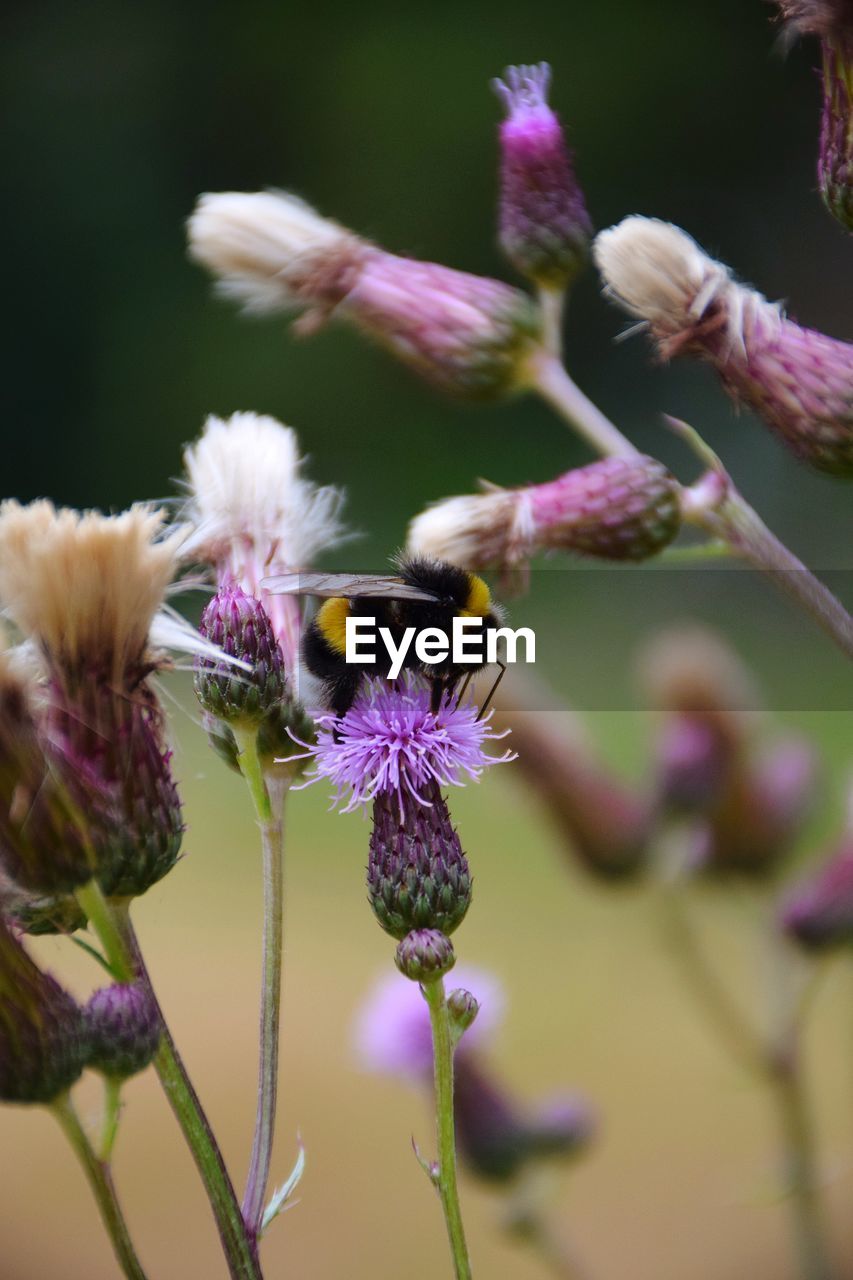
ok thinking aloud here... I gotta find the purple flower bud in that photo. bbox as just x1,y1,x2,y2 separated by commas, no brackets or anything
368,783,472,940
780,835,853,949
188,191,543,402
195,586,287,726
395,929,456,983
85,983,161,1080
493,63,593,289
409,455,682,570
595,217,853,476
455,1062,597,1183
447,987,480,1037
0,915,88,1104
656,717,732,812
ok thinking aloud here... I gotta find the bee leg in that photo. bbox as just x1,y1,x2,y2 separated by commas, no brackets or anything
430,679,446,713
477,661,506,721
455,671,474,705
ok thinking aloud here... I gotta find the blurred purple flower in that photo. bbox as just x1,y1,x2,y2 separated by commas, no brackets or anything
353,967,505,1079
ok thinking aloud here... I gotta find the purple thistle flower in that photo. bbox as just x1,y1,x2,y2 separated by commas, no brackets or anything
294,673,513,814
493,63,593,290
353,967,505,1079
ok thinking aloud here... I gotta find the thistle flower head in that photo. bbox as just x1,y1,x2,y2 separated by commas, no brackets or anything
188,191,542,402
188,189,365,316
594,217,853,476
0,502,186,899
0,915,88,1104
776,1,853,40
0,501,182,688
195,586,287,726
180,412,346,678
85,983,161,1080
368,781,473,938
297,673,513,813
408,455,681,569
354,966,504,1079
492,62,592,289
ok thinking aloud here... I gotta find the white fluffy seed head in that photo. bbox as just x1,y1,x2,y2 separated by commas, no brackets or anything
0,502,182,682
407,488,529,569
187,190,356,314
180,411,346,574
593,216,777,356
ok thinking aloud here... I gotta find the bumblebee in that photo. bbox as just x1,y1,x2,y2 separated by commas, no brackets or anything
265,555,505,717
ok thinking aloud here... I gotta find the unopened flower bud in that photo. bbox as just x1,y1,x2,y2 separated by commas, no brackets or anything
195,586,286,726
447,987,480,1037
493,63,592,289
594,217,853,476
0,916,88,1104
395,929,456,983
777,3,853,229
368,784,472,940
408,454,681,570
85,983,161,1080
189,191,542,402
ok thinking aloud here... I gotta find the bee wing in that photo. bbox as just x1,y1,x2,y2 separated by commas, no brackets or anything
261,572,439,602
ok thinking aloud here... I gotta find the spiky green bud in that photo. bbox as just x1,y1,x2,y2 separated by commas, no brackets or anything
85,983,161,1080
395,929,456,983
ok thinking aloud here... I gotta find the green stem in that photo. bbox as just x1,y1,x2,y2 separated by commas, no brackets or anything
528,351,641,459
52,1091,148,1280
423,977,473,1280
76,879,262,1280
658,870,834,1280
99,1075,123,1163
235,729,288,1239
769,1054,834,1280
689,485,853,661
537,286,566,361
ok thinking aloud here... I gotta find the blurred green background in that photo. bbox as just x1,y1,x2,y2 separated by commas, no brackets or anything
3,0,853,1276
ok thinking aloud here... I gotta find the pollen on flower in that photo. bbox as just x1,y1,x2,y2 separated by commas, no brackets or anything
292,673,514,813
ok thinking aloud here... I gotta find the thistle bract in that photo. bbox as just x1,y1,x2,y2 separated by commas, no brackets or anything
395,928,456,983
369,785,472,940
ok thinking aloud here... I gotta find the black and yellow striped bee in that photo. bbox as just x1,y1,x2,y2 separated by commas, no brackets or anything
265,555,505,717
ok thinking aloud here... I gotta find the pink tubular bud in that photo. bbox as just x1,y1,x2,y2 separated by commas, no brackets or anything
493,63,593,289
594,217,853,476
408,455,681,570
188,191,541,402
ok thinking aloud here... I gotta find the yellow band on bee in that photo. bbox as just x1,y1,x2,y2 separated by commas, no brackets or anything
461,574,491,619
317,597,351,655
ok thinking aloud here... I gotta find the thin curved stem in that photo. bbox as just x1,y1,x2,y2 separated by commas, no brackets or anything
770,1055,834,1280
52,1091,148,1280
236,728,289,1240
423,977,473,1280
528,351,641,459
76,879,263,1280
537,287,566,361
99,1075,123,1162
